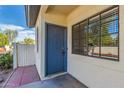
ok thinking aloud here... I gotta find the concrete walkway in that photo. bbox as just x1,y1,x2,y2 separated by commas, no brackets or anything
3,65,87,88
20,74,87,88
3,65,40,88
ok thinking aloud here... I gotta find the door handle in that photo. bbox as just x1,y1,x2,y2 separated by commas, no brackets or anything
61,48,65,55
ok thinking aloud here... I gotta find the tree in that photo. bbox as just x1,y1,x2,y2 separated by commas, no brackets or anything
88,23,100,47
4,29,18,45
23,38,35,44
0,33,9,47
88,20,113,55
88,22,113,47
101,24,113,46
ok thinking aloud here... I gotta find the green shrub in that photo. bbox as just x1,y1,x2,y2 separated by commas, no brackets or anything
0,52,13,69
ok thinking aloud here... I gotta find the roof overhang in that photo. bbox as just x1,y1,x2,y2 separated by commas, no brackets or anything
25,5,41,27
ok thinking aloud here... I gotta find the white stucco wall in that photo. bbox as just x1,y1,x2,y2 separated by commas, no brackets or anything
35,7,43,79
67,5,124,88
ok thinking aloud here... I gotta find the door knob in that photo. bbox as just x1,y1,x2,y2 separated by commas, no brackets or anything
61,48,65,55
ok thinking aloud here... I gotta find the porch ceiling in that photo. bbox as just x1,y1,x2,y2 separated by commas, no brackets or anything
46,5,79,16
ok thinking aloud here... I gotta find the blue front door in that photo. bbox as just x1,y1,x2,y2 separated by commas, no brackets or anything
46,23,67,76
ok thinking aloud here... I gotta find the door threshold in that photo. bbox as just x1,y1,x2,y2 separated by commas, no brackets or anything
43,72,67,80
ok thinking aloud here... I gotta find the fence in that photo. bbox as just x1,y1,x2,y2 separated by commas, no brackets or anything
13,43,35,69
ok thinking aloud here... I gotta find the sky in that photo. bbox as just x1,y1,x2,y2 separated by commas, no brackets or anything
0,5,35,41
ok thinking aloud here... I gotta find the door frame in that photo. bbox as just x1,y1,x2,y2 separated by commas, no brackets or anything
45,23,67,76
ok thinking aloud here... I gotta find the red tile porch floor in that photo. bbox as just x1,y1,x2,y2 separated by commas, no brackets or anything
3,65,41,88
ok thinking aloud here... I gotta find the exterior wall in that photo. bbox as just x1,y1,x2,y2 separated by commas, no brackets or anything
45,13,67,26
35,7,43,79
67,5,124,87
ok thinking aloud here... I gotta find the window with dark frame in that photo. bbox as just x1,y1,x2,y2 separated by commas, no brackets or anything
72,6,119,61
36,27,39,52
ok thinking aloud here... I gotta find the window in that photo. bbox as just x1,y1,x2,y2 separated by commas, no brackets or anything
88,15,100,57
72,6,119,61
80,21,88,55
36,27,39,52
72,24,80,54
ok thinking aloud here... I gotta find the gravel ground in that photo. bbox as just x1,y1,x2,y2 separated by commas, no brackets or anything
0,69,12,88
